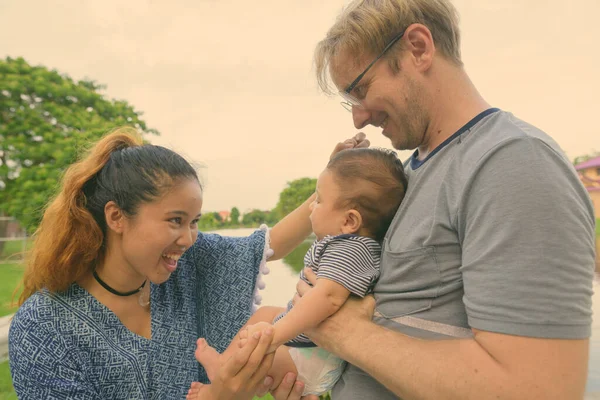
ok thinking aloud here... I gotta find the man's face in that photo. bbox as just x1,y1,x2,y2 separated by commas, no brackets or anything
331,49,430,152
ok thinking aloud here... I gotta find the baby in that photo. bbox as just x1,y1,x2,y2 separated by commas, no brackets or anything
189,147,408,397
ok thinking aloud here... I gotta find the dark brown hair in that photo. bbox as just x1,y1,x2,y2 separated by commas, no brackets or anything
19,127,199,304
327,147,408,242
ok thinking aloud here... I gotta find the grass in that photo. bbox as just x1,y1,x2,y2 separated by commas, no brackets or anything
596,218,600,237
0,239,29,262
0,259,23,399
0,264,22,317
0,361,16,400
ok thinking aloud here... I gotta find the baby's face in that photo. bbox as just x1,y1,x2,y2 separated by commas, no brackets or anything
309,169,348,240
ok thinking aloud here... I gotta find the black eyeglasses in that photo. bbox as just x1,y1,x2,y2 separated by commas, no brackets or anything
340,30,406,112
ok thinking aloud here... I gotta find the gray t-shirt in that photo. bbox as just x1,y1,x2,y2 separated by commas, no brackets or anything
332,109,597,400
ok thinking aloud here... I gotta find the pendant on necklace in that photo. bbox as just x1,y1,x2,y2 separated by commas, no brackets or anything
138,288,150,307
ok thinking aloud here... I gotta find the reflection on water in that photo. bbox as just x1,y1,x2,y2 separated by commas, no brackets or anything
283,241,312,273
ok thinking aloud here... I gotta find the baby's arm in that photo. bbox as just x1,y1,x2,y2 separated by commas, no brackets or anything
269,278,351,351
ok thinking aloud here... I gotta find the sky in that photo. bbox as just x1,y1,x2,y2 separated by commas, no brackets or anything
1,0,598,212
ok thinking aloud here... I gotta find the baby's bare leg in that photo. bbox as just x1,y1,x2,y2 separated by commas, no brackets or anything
240,307,299,391
267,345,299,392
224,306,299,392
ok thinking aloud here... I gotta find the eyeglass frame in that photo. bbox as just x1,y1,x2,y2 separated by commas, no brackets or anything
339,30,406,112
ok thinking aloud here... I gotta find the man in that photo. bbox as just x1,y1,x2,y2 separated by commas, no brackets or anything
299,0,597,399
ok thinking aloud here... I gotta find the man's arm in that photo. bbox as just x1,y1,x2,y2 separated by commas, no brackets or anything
310,138,589,399
303,283,589,400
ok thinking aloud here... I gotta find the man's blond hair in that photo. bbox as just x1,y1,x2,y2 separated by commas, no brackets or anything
315,0,462,93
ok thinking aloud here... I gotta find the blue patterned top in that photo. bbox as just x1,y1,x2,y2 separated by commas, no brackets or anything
9,229,268,399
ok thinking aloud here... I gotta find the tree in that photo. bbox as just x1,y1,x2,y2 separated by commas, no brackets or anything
266,209,280,225
197,212,224,231
0,57,157,233
242,209,270,226
573,150,600,166
230,207,240,226
273,177,317,219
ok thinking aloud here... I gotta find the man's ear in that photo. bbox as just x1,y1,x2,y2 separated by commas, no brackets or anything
341,209,362,235
404,23,435,73
104,201,125,234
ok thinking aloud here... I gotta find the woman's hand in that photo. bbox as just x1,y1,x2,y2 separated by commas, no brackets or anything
189,328,276,400
329,132,370,160
235,327,319,400
266,373,319,400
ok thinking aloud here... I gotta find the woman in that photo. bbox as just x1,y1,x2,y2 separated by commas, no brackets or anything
8,127,363,399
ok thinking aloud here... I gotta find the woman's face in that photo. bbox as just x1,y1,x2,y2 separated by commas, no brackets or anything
119,179,203,284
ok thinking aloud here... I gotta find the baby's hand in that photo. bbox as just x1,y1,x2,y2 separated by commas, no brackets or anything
244,322,277,354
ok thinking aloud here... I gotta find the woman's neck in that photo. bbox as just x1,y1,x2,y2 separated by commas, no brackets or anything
93,248,147,294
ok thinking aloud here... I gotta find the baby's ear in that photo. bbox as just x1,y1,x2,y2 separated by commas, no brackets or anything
342,209,362,234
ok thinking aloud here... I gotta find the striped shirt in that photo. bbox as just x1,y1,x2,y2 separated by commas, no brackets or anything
275,234,381,346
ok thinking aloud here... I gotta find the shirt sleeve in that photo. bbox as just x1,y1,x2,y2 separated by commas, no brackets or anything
316,237,380,297
189,228,268,355
457,136,596,339
9,307,100,399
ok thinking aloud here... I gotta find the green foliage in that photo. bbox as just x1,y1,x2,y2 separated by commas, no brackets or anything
196,177,317,232
573,150,600,166
274,178,317,219
230,207,240,225
197,212,224,231
0,57,157,232
241,209,278,226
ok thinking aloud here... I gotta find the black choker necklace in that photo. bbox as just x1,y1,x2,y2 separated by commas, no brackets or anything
92,269,147,297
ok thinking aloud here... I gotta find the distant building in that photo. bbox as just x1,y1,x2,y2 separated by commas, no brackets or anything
218,211,231,222
1,216,25,238
575,156,600,219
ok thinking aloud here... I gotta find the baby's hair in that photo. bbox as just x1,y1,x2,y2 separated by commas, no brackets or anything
326,147,408,242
